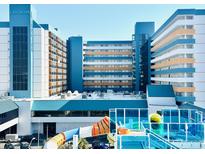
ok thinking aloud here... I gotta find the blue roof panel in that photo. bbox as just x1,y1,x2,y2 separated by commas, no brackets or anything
147,85,175,97
32,99,147,111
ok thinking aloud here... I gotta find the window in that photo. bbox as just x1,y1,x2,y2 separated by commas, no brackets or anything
186,16,193,20
0,113,6,119
13,27,28,90
186,25,193,29
186,44,193,49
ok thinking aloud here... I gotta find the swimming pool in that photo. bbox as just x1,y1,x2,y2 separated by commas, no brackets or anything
110,108,205,149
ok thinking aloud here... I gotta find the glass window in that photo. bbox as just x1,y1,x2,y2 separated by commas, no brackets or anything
125,109,139,130
171,110,179,123
13,26,28,90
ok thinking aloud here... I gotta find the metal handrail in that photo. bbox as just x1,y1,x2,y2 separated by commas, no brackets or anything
141,123,179,149
147,129,179,149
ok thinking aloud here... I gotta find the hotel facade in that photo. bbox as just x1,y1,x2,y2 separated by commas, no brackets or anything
1,5,205,148
0,5,205,109
68,22,154,94
83,40,135,92
151,9,205,108
0,5,67,98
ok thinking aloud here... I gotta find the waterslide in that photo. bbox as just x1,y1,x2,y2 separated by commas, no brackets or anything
44,116,111,149
44,113,163,149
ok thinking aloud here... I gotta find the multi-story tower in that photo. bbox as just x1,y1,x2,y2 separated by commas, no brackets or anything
0,22,10,97
151,9,205,108
67,23,154,93
48,31,67,96
0,4,67,98
133,22,155,93
67,36,83,92
83,41,135,92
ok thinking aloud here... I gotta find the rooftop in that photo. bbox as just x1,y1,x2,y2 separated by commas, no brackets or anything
15,91,145,102
13,92,147,111
0,99,18,114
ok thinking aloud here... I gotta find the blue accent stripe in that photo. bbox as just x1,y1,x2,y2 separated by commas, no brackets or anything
176,96,195,102
0,22,9,27
151,68,195,75
151,39,195,58
40,24,49,30
84,72,133,76
152,9,205,40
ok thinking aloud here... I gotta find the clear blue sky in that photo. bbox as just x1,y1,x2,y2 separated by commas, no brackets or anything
0,4,205,40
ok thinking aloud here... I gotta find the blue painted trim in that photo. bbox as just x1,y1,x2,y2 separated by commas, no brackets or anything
40,24,49,30
33,21,49,30
152,9,205,40
176,96,195,102
0,22,9,27
151,39,195,58
151,68,195,75
33,20,41,28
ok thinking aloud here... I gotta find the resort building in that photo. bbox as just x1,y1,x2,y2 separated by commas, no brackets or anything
0,4,67,98
151,9,205,108
1,5,205,149
15,92,147,137
83,41,135,92
68,22,154,94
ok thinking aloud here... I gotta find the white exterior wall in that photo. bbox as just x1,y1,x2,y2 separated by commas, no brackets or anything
15,100,32,136
152,17,195,45
31,117,103,134
33,28,49,98
151,13,205,108
147,96,177,114
193,15,205,108
0,28,10,96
